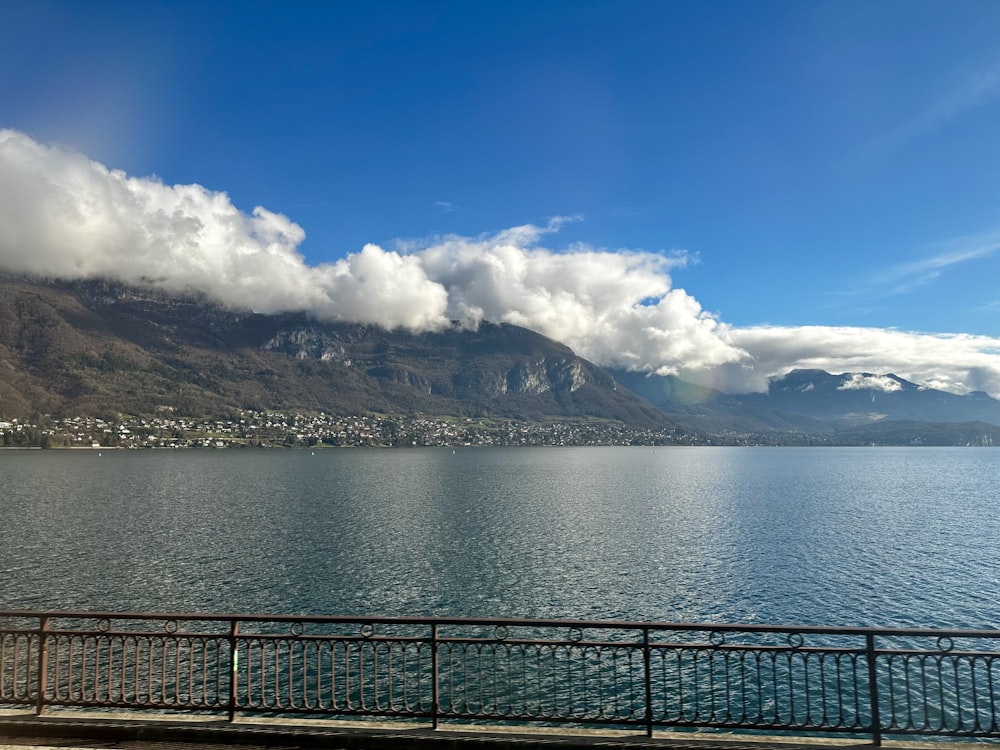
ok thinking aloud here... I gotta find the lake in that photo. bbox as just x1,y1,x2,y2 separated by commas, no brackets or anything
1,446,998,629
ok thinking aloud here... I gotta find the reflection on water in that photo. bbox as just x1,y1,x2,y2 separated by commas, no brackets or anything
1,447,998,628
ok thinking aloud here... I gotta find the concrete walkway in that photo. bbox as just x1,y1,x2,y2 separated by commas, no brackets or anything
0,711,976,750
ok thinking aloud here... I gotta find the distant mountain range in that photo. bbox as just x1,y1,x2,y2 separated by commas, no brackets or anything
3,274,1000,446
612,368,1000,444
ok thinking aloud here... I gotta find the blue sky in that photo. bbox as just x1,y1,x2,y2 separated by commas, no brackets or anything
3,1,1000,395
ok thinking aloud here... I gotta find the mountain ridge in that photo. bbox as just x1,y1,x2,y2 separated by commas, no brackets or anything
612,367,1000,433
4,274,1000,446
0,274,673,429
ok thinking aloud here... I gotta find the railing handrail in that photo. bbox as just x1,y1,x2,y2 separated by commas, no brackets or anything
5,608,1000,745
3,609,999,640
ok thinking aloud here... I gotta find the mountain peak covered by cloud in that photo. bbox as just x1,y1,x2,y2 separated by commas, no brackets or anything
838,373,904,392
4,129,1000,400
0,129,744,371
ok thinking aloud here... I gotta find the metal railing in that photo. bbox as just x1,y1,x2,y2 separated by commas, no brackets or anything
3,610,1000,744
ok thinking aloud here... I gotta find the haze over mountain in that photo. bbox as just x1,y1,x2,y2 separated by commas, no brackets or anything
614,366,1000,440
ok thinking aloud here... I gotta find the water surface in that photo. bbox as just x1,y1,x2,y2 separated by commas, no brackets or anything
2,447,997,628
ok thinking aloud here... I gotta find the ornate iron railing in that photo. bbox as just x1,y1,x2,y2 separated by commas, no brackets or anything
2,611,1000,744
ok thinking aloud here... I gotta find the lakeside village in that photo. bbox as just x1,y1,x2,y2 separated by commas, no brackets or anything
0,411,737,449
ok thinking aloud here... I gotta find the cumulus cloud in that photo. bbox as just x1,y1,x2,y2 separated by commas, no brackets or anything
5,128,1000,398
0,129,449,330
0,128,745,371
414,227,744,373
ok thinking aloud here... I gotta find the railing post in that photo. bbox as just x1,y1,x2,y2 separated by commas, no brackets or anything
866,632,882,746
431,623,439,729
643,627,653,737
227,620,239,722
35,616,49,716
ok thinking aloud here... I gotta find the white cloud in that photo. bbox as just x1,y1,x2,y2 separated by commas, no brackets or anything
720,326,1000,398
413,229,744,373
838,373,903,392
312,244,449,331
5,129,1000,399
0,129,449,331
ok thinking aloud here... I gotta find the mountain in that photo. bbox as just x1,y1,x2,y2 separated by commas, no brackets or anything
0,274,673,428
741,369,1000,427
612,367,1000,437
610,369,834,434
6,273,1000,445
